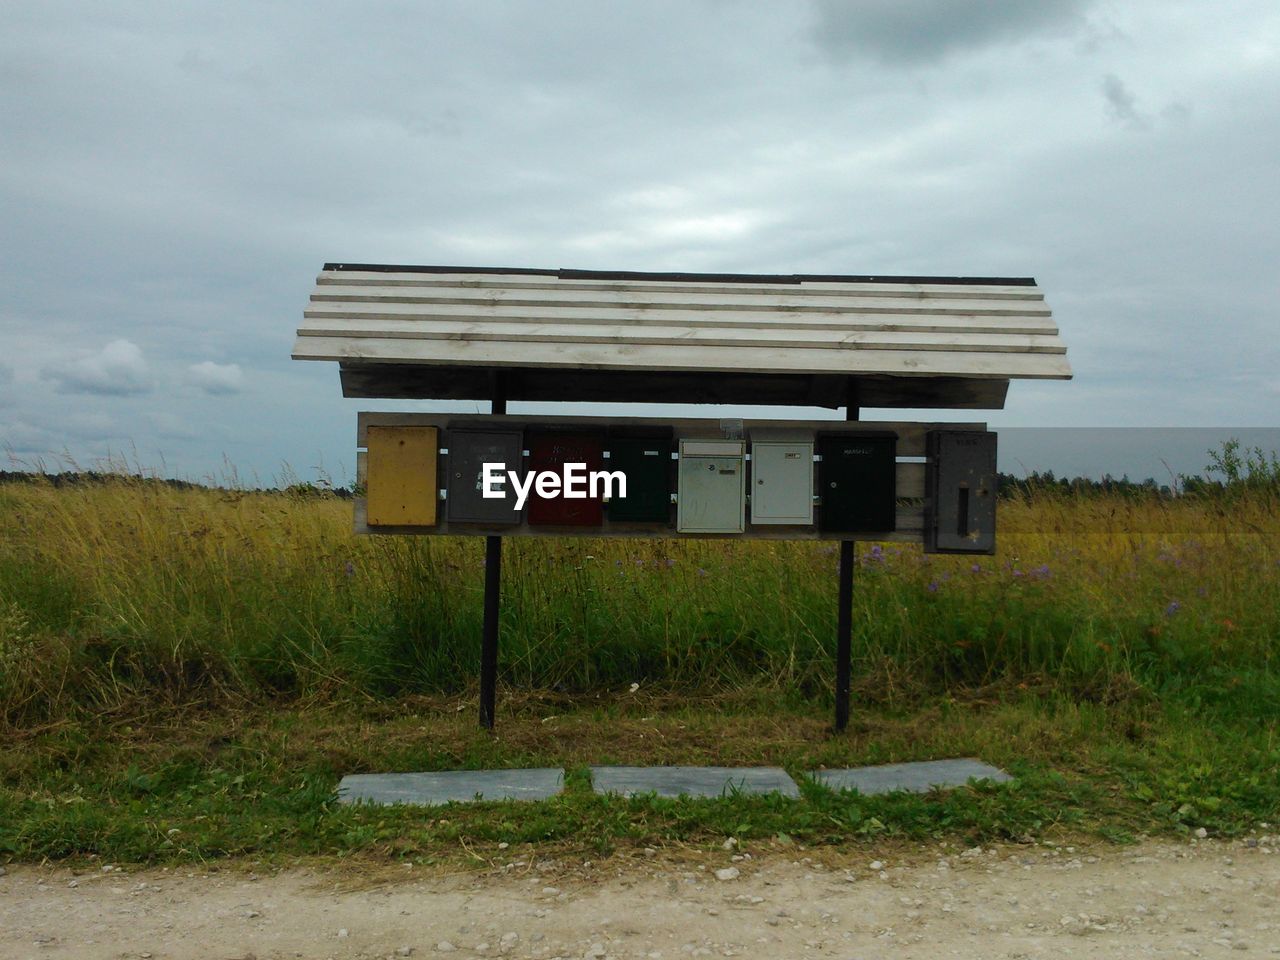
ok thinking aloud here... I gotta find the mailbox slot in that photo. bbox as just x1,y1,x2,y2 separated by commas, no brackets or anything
676,439,745,533
526,431,605,527
925,430,997,554
817,434,897,533
606,432,673,524
749,441,814,525
366,425,439,527
445,428,524,525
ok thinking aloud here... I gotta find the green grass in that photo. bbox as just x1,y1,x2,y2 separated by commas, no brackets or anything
0,475,1278,864
1,689,1276,865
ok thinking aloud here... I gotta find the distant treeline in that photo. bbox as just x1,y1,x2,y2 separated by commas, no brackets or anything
0,471,354,499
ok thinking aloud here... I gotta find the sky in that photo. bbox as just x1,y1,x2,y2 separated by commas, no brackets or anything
2,0,1278,487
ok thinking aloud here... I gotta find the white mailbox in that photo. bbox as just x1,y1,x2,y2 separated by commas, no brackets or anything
750,441,814,525
677,440,746,533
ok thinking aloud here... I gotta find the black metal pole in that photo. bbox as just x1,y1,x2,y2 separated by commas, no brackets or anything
835,541,854,731
480,371,508,730
834,378,859,732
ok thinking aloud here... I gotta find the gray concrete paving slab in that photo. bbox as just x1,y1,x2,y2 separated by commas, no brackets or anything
336,768,564,806
812,758,1012,796
590,765,800,799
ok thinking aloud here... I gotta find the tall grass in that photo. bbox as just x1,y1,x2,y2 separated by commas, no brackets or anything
0,475,1276,726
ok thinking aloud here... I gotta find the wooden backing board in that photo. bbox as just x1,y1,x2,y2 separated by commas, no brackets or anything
352,413,983,542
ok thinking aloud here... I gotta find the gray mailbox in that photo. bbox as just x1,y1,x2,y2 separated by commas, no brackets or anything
677,440,746,533
925,430,997,554
446,428,524,525
749,440,814,525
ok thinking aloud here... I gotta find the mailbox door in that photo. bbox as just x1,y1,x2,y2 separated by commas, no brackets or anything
527,432,605,526
925,430,997,554
817,434,897,532
366,425,439,527
750,441,814,525
677,440,745,533
446,429,524,525
606,436,672,523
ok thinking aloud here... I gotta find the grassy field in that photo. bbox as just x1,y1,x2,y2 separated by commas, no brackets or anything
0,474,1277,864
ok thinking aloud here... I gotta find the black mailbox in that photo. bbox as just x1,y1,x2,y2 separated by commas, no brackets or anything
446,428,524,525
925,430,997,554
605,432,673,524
817,434,897,533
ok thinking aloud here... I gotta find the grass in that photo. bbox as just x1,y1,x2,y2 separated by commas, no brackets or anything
0,473,1278,864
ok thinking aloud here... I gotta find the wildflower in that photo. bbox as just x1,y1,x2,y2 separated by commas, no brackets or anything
1033,563,1051,579
343,560,355,578
970,563,982,574
867,545,885,562
663,558,676,568
1165,600,1181,617
696,568,709,578
927,581,939,593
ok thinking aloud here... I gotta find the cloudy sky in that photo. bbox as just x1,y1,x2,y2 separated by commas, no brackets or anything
2,0,1277,485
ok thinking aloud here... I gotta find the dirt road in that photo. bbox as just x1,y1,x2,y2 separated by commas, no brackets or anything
3,837,1278,959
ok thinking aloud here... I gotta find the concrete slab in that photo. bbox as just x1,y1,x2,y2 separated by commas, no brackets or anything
337,768,564,806
591,765,800,799
812,758,1012,796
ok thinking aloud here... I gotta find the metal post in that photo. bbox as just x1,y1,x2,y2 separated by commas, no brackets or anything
480,371,508,730
835,541,854,731
834,378,859,732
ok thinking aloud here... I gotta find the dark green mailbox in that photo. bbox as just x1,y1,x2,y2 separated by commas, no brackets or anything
817,434,897,533
605,432,673,523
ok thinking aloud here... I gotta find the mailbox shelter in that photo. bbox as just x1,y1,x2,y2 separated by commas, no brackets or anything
293,264,1071,729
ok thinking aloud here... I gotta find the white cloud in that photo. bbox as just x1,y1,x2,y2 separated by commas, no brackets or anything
188,361,244,396
41,339,152,396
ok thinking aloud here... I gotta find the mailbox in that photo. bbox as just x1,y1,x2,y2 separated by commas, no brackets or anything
446,428,524,525
606,432,673,523
749,441,814,525
925,430,997,554
817,434,897,533
366,425,439,527
677,440,745,533
526,431,605,526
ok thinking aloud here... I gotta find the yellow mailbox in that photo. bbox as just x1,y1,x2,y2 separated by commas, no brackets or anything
366,425,439,527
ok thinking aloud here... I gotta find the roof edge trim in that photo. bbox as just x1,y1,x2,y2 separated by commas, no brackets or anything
322,263,1037,286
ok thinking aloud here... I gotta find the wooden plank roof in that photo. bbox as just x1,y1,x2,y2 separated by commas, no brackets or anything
292,264,1071,409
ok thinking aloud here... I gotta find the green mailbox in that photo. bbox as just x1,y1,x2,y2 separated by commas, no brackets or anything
605,432,673,523
817,433,897,533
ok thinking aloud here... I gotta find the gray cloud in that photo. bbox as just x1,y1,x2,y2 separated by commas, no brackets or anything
1102,73,1149,130
811,0,1091,64
189,361,243,396
41,339,153,396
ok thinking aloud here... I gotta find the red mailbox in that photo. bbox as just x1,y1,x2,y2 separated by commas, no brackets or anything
526,431,606,526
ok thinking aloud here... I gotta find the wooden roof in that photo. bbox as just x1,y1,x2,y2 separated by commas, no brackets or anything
292,264,1071,409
